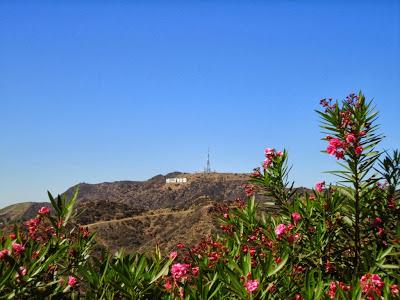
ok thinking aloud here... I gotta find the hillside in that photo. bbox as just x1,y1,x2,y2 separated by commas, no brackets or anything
0,172,309,254
0,202,51,227
0,172,248,252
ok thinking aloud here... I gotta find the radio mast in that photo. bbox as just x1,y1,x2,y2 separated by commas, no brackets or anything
205,148,211,174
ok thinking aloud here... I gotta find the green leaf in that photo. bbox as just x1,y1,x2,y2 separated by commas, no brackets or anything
268,253,288,277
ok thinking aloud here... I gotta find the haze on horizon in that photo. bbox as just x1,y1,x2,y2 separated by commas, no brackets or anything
1,0,399,208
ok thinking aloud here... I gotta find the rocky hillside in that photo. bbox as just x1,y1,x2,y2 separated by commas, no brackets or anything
67,172,248,225
0,202,51,227
0,172,249,252
0,172,308,254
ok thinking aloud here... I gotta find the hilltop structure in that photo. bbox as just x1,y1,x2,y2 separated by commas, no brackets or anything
204,148,211,174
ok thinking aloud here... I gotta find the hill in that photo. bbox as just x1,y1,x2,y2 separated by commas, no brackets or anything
1,172,248,252
0,202,51,227
0,172,309,254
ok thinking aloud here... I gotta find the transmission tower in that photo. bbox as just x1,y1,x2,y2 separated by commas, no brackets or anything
205,148,211,174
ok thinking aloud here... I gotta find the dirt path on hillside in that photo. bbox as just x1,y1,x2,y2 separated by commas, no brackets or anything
84,208,200,228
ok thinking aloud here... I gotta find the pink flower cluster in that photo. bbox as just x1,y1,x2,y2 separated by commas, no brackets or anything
275,214,302,243
291,212,301,225
38,206,50,215
68,275,77,287
391,284,399,296
243,184,255,197
263,148,283,169
250,168,262,178
79,226,90,238
326,137,346,159
25,218,41,239
327,281,351,299
325,133,364,159
244,279,259,293
274,224,287,239
18,266,27,277
12,242,25,255
315,181,325,193
320,98,337,112
0,249,10,260
169,251,178,260
360,273,384,297
171,263,191,280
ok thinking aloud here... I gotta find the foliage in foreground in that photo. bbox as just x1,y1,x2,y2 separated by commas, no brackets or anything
1,92,399,299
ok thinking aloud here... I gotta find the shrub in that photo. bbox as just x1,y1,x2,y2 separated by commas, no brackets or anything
163,92,399,299
0,91,398,299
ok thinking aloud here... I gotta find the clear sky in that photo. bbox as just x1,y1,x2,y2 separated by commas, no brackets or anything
1,1,399,207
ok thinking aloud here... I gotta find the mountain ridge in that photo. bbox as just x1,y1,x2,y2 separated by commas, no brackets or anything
0,172,309,253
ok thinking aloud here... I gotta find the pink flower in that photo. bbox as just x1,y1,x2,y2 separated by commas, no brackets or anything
388,197,396,209
315,181,325,193
339,282,351,291
277,151,284,157
19,266,27,276
9,233,16,239
326,145,336,155
274,224,287,239
325,260,333,273
25,218,41,238
287,233,301,243
25,218,40,228
263,158,272,169
264,148,275,156
251,168,262,178
293,265,306,273
378,227,385,236
171,263,190,280
326,138,347,159
335,150,344,159
327,281,337,299
164,279,172,290
0,249,10,260
391,284,399,296
79,226,90,238
329,138,343,148
169,251,178,260
68,275,77,287
12,243,25,255
355,146,363,155
372,217,382,227
360,273,384,296
244,279,259,293
38,206,50,215
291,212,301,225
345,133,356,143
192,267,199,276
243,184,255,197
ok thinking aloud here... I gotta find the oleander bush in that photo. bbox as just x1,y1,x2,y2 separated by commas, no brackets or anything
1,92,399,299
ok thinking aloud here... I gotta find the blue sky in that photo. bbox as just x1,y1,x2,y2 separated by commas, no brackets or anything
1,1,399,207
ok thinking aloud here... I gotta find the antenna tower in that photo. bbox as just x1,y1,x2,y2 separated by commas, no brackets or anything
205,148,211,174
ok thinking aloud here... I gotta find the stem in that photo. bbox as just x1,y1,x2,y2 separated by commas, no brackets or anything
354,157,360,275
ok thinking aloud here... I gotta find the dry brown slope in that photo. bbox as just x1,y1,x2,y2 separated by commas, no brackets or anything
87,204,218,254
